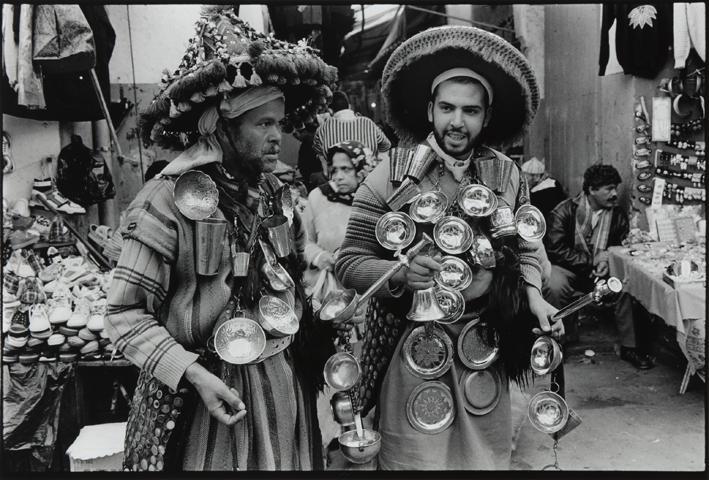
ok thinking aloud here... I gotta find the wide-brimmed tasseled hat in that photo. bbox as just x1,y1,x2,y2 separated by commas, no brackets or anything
381,25,539,147
140,6,338,150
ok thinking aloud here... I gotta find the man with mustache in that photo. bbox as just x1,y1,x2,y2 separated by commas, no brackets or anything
336,26,562,470
544,164,653,369
105,7,338,471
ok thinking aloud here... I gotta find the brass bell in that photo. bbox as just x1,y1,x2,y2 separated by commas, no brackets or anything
406,286,447,322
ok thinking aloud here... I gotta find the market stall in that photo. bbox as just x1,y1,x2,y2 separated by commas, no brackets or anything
608,242,705,392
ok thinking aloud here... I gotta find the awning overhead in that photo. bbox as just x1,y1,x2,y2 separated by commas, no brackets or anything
339,4,446,80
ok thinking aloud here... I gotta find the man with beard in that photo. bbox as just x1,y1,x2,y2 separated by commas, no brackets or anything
105,7,338,471
335,26,562,470
544,164,653,369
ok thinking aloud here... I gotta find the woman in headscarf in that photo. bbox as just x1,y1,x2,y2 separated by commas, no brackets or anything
302,140,375,298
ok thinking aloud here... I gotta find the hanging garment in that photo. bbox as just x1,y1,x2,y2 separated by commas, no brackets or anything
599,3,672,79
32,5,96,73
56,135,116,207
2,5,115,121
2,4,19,89
16,5,45,108
673,3,706,68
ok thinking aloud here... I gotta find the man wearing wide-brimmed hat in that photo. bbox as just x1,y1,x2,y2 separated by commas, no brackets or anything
105,7,338,471
336,25,563,469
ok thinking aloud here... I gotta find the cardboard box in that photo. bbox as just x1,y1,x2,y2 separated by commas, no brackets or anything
66,422,126,472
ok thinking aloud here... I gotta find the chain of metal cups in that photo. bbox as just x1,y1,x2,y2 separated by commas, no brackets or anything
527,278,623,435
173,170,301,366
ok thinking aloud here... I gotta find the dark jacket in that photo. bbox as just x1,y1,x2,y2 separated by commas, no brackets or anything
544,196,629,277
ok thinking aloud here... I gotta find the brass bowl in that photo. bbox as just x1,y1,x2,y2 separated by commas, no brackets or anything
459,368,501,415
433,216,474,254
214,317,267,364
515,204,546,242
528,390,569,434
323,351,362,391
434,286,465,324
530,336,563,376
259,240,295,291
405,381,455,434
434,255,473,291
331,391,355,426
469,232,497,269
401,325,454,379
457,184,498,218
258,295,299,337
173,170,219,220
457,321,500,370
409,190,449,223
320,289,358,323
338,428,381,464
375,212,416,251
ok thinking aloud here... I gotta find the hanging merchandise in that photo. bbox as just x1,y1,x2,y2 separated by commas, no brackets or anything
56,135,115,208
32,5,96,73
599,3,673,79
2,5,116,121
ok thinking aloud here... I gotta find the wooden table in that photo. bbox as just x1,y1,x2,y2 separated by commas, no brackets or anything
608,243,705,393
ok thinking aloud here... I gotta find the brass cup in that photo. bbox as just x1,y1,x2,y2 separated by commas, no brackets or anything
528,390,569,434
375,211,416,251
530,336,563,376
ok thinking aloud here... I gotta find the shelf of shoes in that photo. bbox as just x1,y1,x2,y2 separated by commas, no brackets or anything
2,199,123,367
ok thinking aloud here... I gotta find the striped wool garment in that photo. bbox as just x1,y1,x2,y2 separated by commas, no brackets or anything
312,111,392,162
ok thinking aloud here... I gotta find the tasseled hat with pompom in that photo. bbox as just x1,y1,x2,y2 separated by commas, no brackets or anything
140,6,338,150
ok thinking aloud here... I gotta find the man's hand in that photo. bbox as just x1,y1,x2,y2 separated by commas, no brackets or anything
592,260,609,278
185,362,246,425
527,285,564,338
391,254,442,290
313,251,336,271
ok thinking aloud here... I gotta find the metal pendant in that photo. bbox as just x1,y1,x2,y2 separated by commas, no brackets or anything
405,380,455,434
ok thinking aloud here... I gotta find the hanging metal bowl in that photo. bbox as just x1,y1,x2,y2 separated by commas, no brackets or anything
259,240,295,291
530,336,563,376
213,317,267,365
457,184,498,218
405,381,455,434
323,351,362,392
528,390,569,434
459,368,502,416
339,428,381,464
434,255,473,291
331,391,355,427
457,321,499,370
173,170,219,220
320,289,358,323
375,212,416,251
409,191,449,224
258,295,299,337
401,325,454,379
434,286,465,324
433,216,474,254
515,204,547,242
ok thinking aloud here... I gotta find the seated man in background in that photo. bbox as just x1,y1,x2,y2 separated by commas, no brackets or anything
544,164,653,369
521,156,567,225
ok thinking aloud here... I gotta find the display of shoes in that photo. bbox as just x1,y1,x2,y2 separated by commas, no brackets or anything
9,198,31,218
28,214,53,240
6,310,29,349
18,278,46,305
39,261,63,283
47,295,72,325
3,271,21,296
29,304,52,339
31,178,86,215
67,298,90,328
87,299,107,332
3,298,20,334
88,224,113,252
47,216,75,245
47,333,66,348
620,346,654,370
